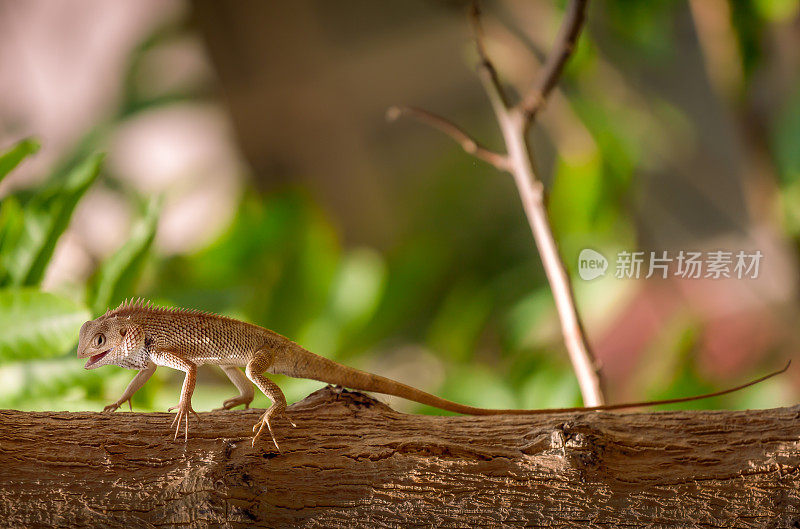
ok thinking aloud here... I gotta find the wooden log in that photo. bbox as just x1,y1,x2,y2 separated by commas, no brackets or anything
1,386,798,528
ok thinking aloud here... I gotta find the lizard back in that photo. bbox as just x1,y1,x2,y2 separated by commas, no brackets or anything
103,299,276,367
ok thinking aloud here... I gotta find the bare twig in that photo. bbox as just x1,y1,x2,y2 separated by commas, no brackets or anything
469,4,511,116
386,106,509,171
474,0,603,405
518,0,589,123
499,0,603,405
389,0,605,406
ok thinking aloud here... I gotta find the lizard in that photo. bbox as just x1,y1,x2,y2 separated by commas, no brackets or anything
77,298,789,450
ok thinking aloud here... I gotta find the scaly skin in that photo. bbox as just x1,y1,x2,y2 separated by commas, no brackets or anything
77,299,789,449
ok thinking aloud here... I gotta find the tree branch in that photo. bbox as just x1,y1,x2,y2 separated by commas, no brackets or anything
388,1,604,406
518,0,589,123
386,105,509,171
2,388,798,527
469,3,511,118
469,1,604,405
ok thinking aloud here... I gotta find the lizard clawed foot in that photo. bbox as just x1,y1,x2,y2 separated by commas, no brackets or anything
169,400,201,441
103,398,132,413
251,405,293,450
213,396,252,411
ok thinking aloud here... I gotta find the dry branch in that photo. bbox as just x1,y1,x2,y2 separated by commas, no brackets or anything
386,106,508,170
390,0,604,405
518,0,589,121
2,387,799,528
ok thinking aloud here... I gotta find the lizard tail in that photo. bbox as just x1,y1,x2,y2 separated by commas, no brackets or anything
279,345,503,414
279,346,790,415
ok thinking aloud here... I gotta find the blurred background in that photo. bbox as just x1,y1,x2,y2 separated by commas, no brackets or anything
0,0,797,414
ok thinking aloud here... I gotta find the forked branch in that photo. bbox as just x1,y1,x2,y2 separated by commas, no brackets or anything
389,0,604,405
518,0,589,123
469,4,511,118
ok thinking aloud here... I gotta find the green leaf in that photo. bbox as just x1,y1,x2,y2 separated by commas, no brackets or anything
0,138,40,184
0,288,90,362
0,195,29,287
1,153,104,287
87,196,161,315
0,196,25,279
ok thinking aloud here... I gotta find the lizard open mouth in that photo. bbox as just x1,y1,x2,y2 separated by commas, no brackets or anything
85,349,111,369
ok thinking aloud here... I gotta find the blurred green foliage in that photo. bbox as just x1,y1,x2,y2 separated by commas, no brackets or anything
0,139,159,410
87,196,162,315
0,0,796,414
0,138,39,183
0,289,88,363
0,134,586,413
2,154,103,287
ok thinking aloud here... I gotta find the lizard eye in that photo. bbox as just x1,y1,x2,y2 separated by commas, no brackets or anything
93,334,106,348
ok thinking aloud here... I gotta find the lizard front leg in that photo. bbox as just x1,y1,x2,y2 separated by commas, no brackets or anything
103,360,157,412
215,365,255,410
245,349,296,450
150,349,200,441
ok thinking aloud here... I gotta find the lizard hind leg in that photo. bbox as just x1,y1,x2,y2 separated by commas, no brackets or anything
245,349,295,451
215,365,255,410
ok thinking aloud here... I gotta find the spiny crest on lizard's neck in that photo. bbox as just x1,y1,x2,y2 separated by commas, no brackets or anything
101,298,225,320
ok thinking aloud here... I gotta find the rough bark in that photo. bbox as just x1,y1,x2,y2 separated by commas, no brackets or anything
1,387,798,528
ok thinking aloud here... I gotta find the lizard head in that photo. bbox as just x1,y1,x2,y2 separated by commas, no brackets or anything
77,315,147,370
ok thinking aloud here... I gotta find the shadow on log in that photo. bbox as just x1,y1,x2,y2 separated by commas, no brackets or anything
1,386,799,528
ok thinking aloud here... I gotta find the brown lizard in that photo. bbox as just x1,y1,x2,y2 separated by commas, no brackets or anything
77,298,789,450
